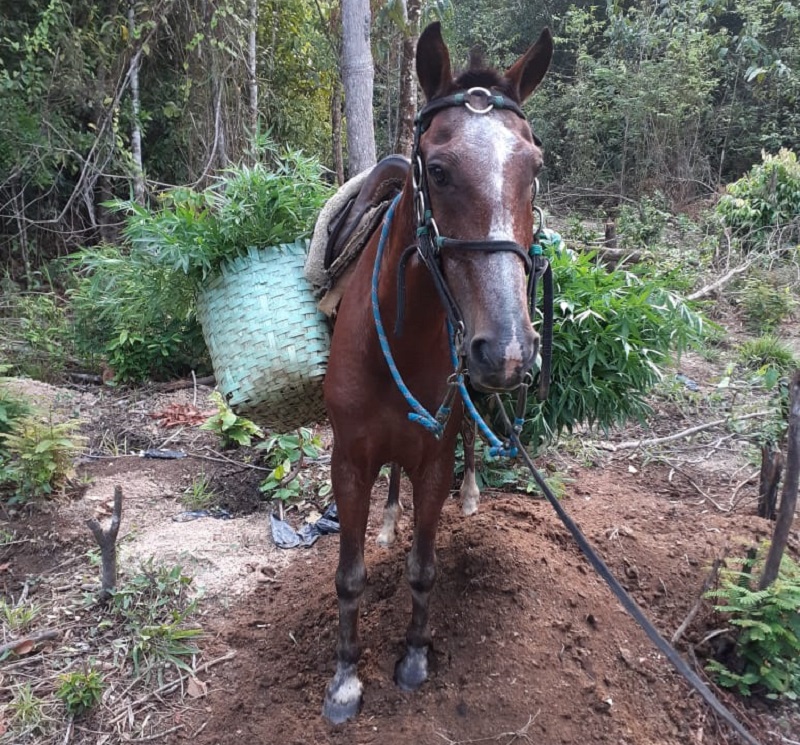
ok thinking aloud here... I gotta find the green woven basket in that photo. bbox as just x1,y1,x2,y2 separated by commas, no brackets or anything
196,241,330,431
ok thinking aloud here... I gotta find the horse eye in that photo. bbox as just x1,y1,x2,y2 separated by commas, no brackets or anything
427,165,447,186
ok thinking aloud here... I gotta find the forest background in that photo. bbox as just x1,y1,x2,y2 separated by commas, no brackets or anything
1,0,797,279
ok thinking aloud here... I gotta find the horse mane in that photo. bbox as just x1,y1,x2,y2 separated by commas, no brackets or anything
450,65,518,103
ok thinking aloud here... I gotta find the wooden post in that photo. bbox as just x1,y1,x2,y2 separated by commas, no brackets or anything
758,445,782,520
759,370,800,590
86,485,123,603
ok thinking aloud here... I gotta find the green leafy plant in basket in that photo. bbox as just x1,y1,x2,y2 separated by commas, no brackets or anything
108,143,333,289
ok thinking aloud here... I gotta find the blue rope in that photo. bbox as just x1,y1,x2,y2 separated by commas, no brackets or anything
371,195,522,456
372,195,444,438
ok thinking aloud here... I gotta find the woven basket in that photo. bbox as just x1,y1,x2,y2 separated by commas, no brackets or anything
196,241,330,431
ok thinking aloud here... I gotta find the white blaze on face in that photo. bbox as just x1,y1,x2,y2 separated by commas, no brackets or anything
463,114,527,376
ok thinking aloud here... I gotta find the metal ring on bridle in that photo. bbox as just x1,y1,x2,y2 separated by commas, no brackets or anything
464,87,494,114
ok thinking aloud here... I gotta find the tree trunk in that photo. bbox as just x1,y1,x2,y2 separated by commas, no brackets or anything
394,0,420,156
331,81,345,185
759,370,800,590
127,1,145,205
247,0,258,152
340,0,376,175
758,445,782,520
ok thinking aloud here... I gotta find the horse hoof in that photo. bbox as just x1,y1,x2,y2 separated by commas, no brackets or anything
323,666,363,724
394,645,429,691
376,531,395,548
461,496,479,516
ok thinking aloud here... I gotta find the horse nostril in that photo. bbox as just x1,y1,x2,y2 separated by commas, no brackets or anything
469,336,493,368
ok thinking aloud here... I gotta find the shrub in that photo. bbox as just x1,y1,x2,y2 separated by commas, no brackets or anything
737,335,798,376
706,551,800,700
257,428,322,502
0,415,84,503
737,274,795,333
69,244,206,383
56,667,104,716
200,391,264,448
521,242,705,449
716,148,800,251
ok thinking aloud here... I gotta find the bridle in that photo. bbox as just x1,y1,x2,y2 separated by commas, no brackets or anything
395,86,553,403
372,86,554,454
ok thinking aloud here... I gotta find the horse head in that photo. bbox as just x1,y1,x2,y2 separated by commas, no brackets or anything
414,23,553,392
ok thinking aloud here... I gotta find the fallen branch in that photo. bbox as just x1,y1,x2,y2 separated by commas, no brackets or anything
0,628,60,656
598,410,772,451
687,260,753,301
85,485,123,603
108,651,237,725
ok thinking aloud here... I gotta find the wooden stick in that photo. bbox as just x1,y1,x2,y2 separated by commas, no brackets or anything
759,370,800,590
598,410,772,451
0,628,60,656
671,558,723,645
86,485,123,603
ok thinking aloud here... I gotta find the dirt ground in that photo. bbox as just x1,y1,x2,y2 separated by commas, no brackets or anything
2,364,799,745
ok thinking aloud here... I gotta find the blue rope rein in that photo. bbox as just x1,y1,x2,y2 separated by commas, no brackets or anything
371,194,519,456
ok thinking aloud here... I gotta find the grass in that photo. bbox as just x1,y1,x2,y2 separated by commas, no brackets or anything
737,335,798,374
181,472,216,510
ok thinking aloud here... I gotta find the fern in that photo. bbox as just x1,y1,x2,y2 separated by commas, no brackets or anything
706,551,800,700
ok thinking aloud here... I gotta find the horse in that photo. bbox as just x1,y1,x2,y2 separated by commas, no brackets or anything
322,21,553,723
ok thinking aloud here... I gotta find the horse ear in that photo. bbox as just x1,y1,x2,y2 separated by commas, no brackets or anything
504,28,553,103
416,22,453,101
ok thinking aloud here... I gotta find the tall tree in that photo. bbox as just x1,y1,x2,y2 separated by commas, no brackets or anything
341,0,376,175
393,0,421,156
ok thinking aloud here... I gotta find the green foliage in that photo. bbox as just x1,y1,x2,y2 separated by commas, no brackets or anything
522,245,705,448
109,560,202,680
0,415,84,503
717,149,800,250
69,244,206,383
110,146,332,288
737,335,798,375
0,291,74,379
257,428,322,502
6,683,50,739
55,667,104,716
0,377,32,443
200,391,264,448
0,597,39,633
617,195,669,250
181,472,216,511
737,273,795,332
706,552,800,700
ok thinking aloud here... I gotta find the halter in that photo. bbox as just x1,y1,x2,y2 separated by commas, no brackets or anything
373,86,555,455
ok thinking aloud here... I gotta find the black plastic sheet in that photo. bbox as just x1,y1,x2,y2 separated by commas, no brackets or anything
270,502,339,549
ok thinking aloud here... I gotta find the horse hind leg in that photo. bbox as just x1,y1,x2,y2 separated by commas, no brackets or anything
459,421,480,516
377,463,403,547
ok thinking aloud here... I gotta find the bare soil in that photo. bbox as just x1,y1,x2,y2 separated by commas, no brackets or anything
2,365,799,745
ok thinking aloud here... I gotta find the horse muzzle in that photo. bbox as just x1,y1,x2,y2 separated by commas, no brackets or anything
466,327,540,392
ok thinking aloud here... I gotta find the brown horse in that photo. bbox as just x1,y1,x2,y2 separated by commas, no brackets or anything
322,22,553,723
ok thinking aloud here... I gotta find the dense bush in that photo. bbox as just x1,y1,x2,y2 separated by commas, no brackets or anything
716,149,800,250
521,241,705,448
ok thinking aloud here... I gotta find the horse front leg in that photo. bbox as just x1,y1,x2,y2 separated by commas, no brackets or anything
394,458,452,691
323,453,375,724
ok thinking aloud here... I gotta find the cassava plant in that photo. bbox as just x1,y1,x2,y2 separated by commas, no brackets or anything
520,244,705,449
